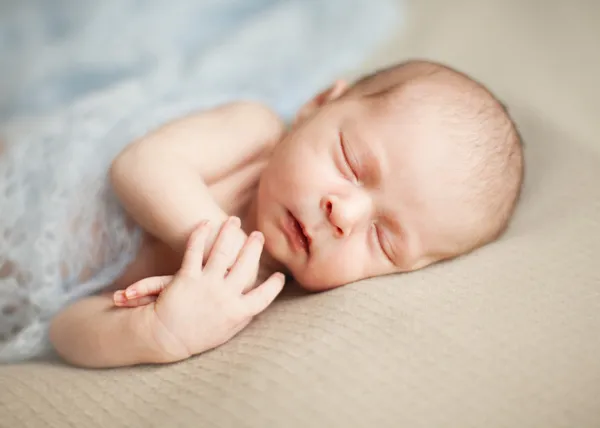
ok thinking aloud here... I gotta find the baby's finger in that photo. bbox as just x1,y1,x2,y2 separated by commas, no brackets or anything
114,293,158,307
204,216,242,276
226,231,264,292
113,290,127,306
180,221,210,279
120,275,172,301
242,272,286,317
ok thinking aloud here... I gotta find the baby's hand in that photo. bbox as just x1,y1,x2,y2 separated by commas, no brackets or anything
139,218,285,361
114,219,250,308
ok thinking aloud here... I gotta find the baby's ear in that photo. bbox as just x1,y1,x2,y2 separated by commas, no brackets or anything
293,80,348,126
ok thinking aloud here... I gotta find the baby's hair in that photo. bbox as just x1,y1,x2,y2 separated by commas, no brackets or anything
347,59,524,255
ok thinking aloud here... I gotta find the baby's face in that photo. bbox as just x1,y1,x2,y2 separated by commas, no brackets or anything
256,86,462,291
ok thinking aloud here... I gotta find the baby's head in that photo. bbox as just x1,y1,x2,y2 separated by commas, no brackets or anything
256,60,523,291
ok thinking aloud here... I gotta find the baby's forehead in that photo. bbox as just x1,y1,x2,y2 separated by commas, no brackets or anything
364,78,493,146
345,72,498,175
352,93,443,150
355,98,473,198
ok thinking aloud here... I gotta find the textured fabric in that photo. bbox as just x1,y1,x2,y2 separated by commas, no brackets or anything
1,0,600,427
0,0,398,362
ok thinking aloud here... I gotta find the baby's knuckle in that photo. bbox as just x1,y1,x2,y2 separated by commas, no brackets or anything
202,270,221,285
213,247,231,259
224,303,245,323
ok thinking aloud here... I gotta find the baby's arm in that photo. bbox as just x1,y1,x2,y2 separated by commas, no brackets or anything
110,101,285,257
50,221,285,368
51,104,286,368
49,292,168,368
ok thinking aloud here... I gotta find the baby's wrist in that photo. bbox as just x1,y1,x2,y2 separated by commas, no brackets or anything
138,305,191,364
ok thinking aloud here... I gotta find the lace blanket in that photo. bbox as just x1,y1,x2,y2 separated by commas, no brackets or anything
0,0,399,362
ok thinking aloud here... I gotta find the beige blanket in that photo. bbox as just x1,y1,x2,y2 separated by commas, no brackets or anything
1,1,599,427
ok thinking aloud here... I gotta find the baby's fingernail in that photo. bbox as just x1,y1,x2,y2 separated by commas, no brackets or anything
229,216,241,226
113,291,125,303
125,289,137,299
251,231,264,243
274,272,285,281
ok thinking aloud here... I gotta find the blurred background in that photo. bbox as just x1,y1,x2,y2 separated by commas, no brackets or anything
1,0,597,149
0,0,398,133
1,0,597,145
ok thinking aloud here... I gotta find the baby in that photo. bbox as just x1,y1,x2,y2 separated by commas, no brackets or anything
47,59,523,368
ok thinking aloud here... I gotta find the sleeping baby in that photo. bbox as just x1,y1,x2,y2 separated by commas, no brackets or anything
2,60,524,367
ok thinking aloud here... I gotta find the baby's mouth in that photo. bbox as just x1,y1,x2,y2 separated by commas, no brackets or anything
288,210,311,254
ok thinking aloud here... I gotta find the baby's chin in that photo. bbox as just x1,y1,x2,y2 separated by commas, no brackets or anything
263,237,348,292
287,265,347,292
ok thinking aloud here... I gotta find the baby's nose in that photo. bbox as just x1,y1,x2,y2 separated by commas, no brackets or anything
322,193,371,238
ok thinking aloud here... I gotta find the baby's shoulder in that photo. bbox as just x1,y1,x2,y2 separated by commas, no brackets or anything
225,101,285,129
203,101,286,175
221,101,286,149
122,100,286,183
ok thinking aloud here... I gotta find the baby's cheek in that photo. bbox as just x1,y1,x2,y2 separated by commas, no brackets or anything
298,251,368,291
